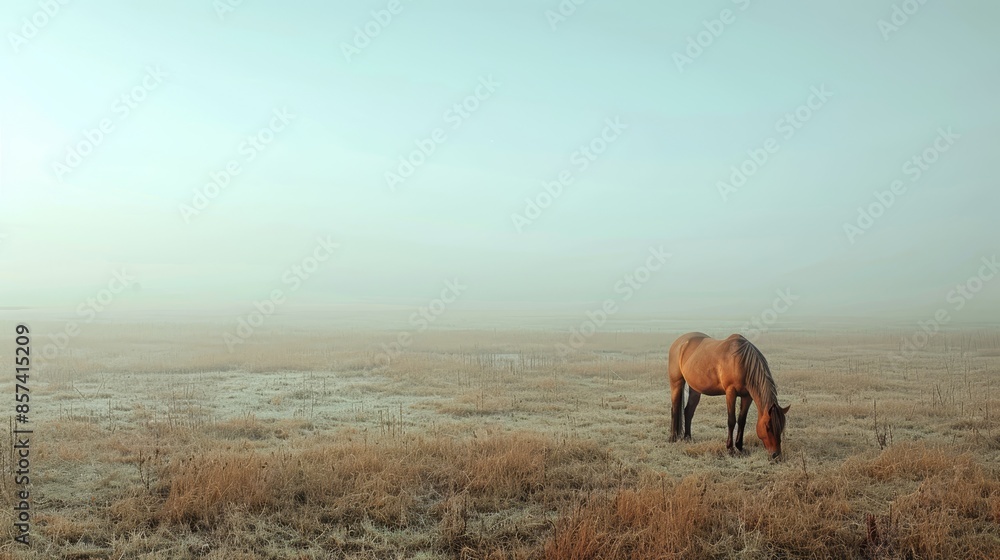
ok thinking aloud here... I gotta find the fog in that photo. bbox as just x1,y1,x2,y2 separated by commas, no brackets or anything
2,0,998,323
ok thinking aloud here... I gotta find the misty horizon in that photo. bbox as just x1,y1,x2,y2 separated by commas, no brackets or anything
2,0,998,327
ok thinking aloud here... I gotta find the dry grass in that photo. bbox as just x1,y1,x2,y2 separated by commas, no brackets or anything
156,432,605,530
548,443,1000,559
545,475,715,559
2,323,1000,558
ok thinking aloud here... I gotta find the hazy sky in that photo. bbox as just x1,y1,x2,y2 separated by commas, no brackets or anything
1,0,998,322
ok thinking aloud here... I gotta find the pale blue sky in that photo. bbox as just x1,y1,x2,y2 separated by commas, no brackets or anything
1,0,998,321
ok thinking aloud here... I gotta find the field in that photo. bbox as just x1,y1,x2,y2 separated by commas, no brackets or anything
2,321,999,559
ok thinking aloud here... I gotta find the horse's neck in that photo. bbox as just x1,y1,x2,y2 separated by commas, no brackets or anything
748,380,776,412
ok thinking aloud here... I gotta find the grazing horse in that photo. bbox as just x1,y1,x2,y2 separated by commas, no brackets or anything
668,332,789,459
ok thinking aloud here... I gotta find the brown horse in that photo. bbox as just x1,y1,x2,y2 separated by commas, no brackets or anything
668,332,789,459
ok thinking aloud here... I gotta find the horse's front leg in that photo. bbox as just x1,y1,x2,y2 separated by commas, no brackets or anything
725,389,737,452
735,396,752,452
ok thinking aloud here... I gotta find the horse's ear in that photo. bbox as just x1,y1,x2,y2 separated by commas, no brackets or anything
781,405,790,415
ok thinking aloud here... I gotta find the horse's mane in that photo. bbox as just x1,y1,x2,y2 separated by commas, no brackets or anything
734,337,785,434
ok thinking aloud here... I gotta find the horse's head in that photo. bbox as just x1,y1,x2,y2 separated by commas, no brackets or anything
756,403,790,459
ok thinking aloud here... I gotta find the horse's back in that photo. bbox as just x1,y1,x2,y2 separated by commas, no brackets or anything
669,332,708,365
669,332,746,395
669,331,709,352
670,332,741,358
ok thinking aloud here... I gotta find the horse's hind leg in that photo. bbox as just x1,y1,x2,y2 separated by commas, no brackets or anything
683,388,701,440
668,351,686,442
668,367,687,442
725,389,738,452
669,380,685,442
